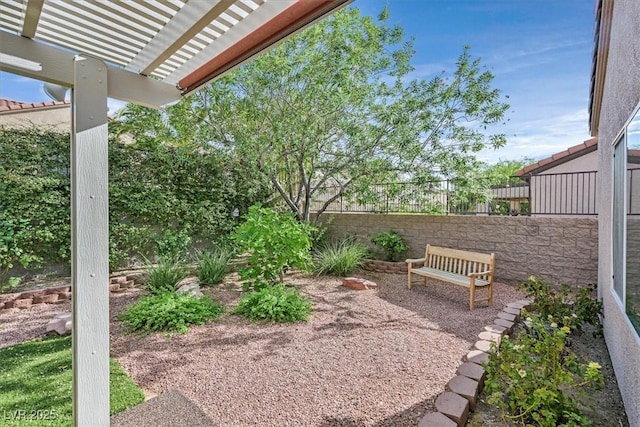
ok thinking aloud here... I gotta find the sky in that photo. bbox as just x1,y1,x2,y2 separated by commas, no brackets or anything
0,0,596,164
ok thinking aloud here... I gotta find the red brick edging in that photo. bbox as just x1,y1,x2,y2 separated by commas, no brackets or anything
418,300,532,427
0,273,145,312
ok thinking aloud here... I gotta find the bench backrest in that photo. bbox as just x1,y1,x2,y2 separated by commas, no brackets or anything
424,245,495,279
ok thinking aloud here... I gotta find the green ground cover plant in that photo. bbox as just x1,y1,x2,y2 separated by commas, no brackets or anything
119,292,225,334
484,277,605,426
371,230,410,261
232,205,315,289
233,283,312,323
0,335,144,427
313,237,368,276
197,247,233,285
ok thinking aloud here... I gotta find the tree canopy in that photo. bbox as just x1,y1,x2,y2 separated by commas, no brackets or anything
117,7,510,225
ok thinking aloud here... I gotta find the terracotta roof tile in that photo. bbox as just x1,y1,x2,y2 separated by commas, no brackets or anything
515,138,598,177
0,98,70,113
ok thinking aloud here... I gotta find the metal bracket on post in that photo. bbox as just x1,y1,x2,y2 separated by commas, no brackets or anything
71,54,110,426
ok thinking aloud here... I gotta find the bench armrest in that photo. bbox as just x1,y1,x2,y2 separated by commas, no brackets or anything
406,258,425,265
469,270,492,277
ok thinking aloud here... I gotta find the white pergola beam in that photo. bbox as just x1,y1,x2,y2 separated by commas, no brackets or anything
164,0,295,85
0,31,181,108
127,0,235,75
21,0,44,39
71,54,110,427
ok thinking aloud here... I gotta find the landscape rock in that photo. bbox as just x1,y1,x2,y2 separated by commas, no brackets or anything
176,278,204,298
342,277,378,290
46,312,72,335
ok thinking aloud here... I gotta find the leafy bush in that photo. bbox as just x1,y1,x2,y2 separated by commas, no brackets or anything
0,128,70,276
153,227,192,262
232,205,315,288
233,284,312,323
518,276,603,335
119,292,225,334
484,312,604,427
313,237,368,276
197,247,233,285
145,259,187,295
371,230,409,261
0,126,270,273
0,219,40,292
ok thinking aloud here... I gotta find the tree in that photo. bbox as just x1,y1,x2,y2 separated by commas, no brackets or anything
117,7,510,225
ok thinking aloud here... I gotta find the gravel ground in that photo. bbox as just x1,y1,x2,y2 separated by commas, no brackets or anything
1,272,527,426
111,271,524,427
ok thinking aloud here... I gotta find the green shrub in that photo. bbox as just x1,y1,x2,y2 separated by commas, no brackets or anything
197,247,233,285
232,205,315,288
313,237,368,276
484,312,603,427
518,276,603,335
371,230,409,261
153,227,192,262
233,284,312,323
119,292,225,334
145,259,187,295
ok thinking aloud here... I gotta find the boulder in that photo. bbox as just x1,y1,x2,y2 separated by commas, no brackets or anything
176,277,203,298
46,312,72,335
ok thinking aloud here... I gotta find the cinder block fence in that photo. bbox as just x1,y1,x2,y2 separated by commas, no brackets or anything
317,213,597,286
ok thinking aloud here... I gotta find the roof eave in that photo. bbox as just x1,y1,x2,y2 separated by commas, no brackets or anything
588,0,614,136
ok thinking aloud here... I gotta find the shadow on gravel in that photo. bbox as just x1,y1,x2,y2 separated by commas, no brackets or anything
317,397,435,427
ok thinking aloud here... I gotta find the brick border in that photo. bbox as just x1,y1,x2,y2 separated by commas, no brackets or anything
418,300,532,427
0,273,146,312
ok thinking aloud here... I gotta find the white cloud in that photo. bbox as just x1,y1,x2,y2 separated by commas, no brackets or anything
479,108,591,164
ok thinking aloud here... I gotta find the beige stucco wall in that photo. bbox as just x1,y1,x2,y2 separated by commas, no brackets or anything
596,0,640,424
542,150,599,174
0,105,71,131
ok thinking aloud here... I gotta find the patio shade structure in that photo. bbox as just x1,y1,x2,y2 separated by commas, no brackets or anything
0,0,351,425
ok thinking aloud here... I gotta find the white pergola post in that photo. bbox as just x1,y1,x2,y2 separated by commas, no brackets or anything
71,54,110,426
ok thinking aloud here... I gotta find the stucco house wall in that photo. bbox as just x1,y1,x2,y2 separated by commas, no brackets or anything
593,0,640,424
0,100,70,131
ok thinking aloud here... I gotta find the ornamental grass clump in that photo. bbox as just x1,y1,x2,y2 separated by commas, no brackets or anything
197,247,233,285
145,258,187,295
312,237,368,277
233,283,312,323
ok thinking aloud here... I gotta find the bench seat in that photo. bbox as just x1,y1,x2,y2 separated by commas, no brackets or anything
410,267,491,288
406,245,495,310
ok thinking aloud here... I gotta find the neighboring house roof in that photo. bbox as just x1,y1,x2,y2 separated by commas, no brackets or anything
515,137,598,177
0,98,70,114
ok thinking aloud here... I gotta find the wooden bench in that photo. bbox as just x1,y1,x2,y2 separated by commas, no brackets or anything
406,245,495,310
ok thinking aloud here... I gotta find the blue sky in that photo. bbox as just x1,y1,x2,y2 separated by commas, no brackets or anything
0,0,596,164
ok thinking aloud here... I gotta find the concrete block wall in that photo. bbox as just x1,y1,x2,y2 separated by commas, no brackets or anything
318,213,598,286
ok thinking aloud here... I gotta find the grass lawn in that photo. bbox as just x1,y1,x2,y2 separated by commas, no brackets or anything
0,335,144,426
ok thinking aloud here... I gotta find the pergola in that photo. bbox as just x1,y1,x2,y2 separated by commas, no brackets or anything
0,1,350,425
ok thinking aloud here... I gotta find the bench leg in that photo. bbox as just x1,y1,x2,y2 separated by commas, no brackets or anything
469,285,475,310
469,278,476,310
424,277,428,287
488,282,493,306
407,270,412,289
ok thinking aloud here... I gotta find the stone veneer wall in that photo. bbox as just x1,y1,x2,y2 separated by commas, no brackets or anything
318,213,598,286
